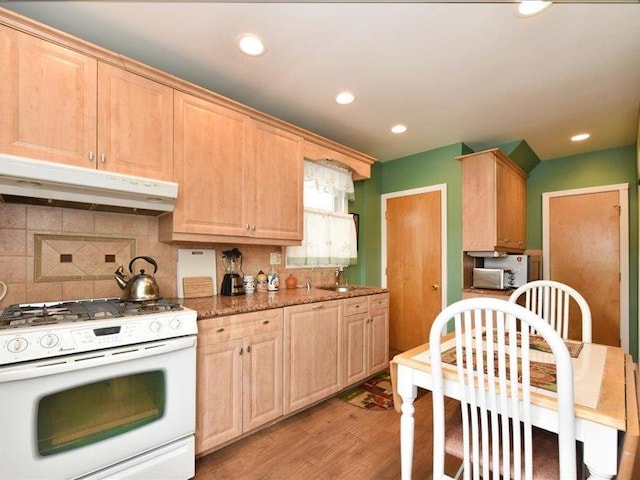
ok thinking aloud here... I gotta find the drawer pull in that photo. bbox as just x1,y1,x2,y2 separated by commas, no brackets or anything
216,327,225,333
312,304,325,310
262,320,270,324
246,345,251,353
239,347,243,355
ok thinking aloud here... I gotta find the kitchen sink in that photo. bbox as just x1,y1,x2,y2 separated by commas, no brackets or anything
316,285,362,293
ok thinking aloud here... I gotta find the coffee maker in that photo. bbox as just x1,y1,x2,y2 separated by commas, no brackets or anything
220,248,245,296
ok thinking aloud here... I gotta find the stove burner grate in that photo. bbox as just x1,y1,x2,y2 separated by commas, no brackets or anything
0,298,183,329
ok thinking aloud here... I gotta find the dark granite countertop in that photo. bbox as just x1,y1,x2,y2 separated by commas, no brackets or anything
462,287,515,297
179,285,388,320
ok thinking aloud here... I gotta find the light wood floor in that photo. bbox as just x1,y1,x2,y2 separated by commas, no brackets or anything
195,391,460,480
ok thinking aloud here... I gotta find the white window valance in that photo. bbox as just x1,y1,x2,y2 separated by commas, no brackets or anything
304,160,354,202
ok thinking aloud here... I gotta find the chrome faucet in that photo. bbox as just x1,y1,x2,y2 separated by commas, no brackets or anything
306,265,321,290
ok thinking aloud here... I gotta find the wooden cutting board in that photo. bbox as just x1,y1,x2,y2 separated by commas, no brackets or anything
177,248,216,298
182,276,214,298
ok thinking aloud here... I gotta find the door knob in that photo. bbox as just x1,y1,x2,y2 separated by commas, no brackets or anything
431,284,440,290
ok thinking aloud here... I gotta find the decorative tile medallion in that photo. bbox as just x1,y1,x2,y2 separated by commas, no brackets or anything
34,234,136,282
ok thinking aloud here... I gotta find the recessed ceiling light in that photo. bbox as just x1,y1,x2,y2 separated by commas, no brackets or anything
390,124,407,134
237,34,265,56
516,1,552,17
571,133,590,142
334,91,356,105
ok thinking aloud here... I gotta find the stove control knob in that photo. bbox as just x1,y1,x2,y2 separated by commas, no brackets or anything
150,321,162,333
40,334,60,349
7,337,28,353
169,318,182,330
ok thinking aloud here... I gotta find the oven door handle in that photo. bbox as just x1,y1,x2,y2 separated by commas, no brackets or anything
0,336,196,382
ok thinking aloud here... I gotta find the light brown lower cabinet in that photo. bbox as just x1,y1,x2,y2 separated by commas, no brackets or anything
343,293,390,385
196,294,389,454
195,309,283,455
283,300,343,415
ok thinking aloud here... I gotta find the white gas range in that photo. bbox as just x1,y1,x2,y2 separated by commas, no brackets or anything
0,297,198,480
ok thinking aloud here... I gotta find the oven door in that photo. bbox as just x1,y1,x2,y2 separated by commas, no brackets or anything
0,336,196,480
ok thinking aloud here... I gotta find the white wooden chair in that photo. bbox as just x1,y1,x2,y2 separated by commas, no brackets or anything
430,297,577,480
508,280,592,343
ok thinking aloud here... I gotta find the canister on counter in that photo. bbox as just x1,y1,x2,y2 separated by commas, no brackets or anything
243,275,255,294
256,270,268,291
267,267,279,291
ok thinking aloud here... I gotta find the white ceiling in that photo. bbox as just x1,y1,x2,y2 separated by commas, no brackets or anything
3,1,639,162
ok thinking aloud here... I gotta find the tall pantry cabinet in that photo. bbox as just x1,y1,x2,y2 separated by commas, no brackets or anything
0,25,173,181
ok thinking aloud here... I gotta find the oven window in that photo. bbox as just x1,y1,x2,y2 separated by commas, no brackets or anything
37,370,165,456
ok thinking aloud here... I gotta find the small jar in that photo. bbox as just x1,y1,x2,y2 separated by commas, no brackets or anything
285,274,298,289
267,267,279,291
243,275,255,294
256,270,268,291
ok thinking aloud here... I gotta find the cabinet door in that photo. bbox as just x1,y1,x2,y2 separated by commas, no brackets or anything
368,307,390,374
97,62,173,180
460,152,498,251
250,122,303,241
368,294,390,374
0,25,97,167
343,312,368,385
195,337,243,454
173,91,252,235
283,300,342,414
496,161,526,250
242,330,283,432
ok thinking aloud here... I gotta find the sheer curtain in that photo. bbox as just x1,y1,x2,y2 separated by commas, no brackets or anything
286,160,357,267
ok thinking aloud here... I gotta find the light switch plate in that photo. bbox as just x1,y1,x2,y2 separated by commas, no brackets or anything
270,252,282,265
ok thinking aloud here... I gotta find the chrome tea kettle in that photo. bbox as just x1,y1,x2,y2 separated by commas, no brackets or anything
114,256,162,302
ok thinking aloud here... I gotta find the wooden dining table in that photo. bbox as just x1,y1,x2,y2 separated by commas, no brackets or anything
391,335,637,480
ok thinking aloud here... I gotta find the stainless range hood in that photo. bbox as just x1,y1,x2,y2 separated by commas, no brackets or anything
0,154,178,215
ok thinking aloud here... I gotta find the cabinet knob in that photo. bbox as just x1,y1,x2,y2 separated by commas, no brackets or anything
252,225,256,231
239,347,243,355
246,345,251,353
246,224,251,230
216,327,225,333
100,154,106,163
88,151,95,162
262,320,270,324
431,284,440,291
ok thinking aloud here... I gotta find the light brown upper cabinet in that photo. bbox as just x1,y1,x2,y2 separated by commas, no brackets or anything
458,148,528,253
96,63,173,181
159,91,303,245
0,25,173,181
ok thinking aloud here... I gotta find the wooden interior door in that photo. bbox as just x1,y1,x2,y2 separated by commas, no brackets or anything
547,190,621,346
386,190,442,352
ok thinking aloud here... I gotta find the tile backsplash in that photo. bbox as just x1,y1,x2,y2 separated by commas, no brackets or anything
34,234,136,282
0,203,337,310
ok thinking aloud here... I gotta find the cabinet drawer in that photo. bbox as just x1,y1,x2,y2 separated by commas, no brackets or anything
198,309,282,346
369,293,389,311
343,297,369,316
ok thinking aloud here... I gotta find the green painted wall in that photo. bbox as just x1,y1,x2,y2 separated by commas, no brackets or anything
351,141,638,358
